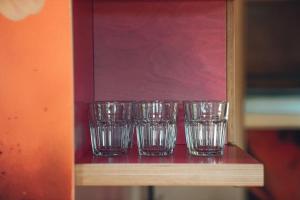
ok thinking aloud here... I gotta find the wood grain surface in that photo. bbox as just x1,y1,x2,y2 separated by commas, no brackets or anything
75,144,263,186
226,0,245,148
93,0,226,101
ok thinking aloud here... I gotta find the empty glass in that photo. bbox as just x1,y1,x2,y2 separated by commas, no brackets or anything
89,101,133,156
134,101,178,156
184,101,229,156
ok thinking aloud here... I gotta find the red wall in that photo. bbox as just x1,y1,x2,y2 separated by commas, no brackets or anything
248,130,300,200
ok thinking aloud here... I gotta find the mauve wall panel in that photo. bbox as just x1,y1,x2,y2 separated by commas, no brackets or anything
93,0,226,101
93,0,226,144
73,0,94,159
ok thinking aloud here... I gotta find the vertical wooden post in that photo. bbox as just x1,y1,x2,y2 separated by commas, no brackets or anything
227,0,245,148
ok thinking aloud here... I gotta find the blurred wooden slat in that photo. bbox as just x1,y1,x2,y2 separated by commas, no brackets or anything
245,113,300,129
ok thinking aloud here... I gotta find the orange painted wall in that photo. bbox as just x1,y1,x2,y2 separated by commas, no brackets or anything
0,1,73,199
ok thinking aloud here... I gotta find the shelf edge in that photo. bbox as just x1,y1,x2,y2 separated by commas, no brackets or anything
75,163,264,186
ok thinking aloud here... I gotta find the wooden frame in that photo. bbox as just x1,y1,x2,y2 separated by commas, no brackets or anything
74,0,263,187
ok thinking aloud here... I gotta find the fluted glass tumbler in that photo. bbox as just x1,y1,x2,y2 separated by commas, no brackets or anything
134,101,178,156
184,101,229,156
89,101,133,156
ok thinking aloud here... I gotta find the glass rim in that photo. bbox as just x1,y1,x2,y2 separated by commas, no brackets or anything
134,100,179,104
183,100,228,104
89,101,134,105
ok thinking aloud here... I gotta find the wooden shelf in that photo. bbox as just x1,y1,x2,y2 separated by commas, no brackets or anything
245,113,300,129
75,145,263,186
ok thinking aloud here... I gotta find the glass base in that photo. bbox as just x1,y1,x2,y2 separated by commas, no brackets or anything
92,147,127,157
188,146,224,156
138,146,173,156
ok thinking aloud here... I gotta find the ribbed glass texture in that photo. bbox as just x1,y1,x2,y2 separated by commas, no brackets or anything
89,101,133,156
134,101,178,156
184,101,229,156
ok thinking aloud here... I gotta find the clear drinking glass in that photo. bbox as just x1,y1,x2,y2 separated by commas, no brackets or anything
134,101,178,156
184,101,229,156
89,101,133,156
